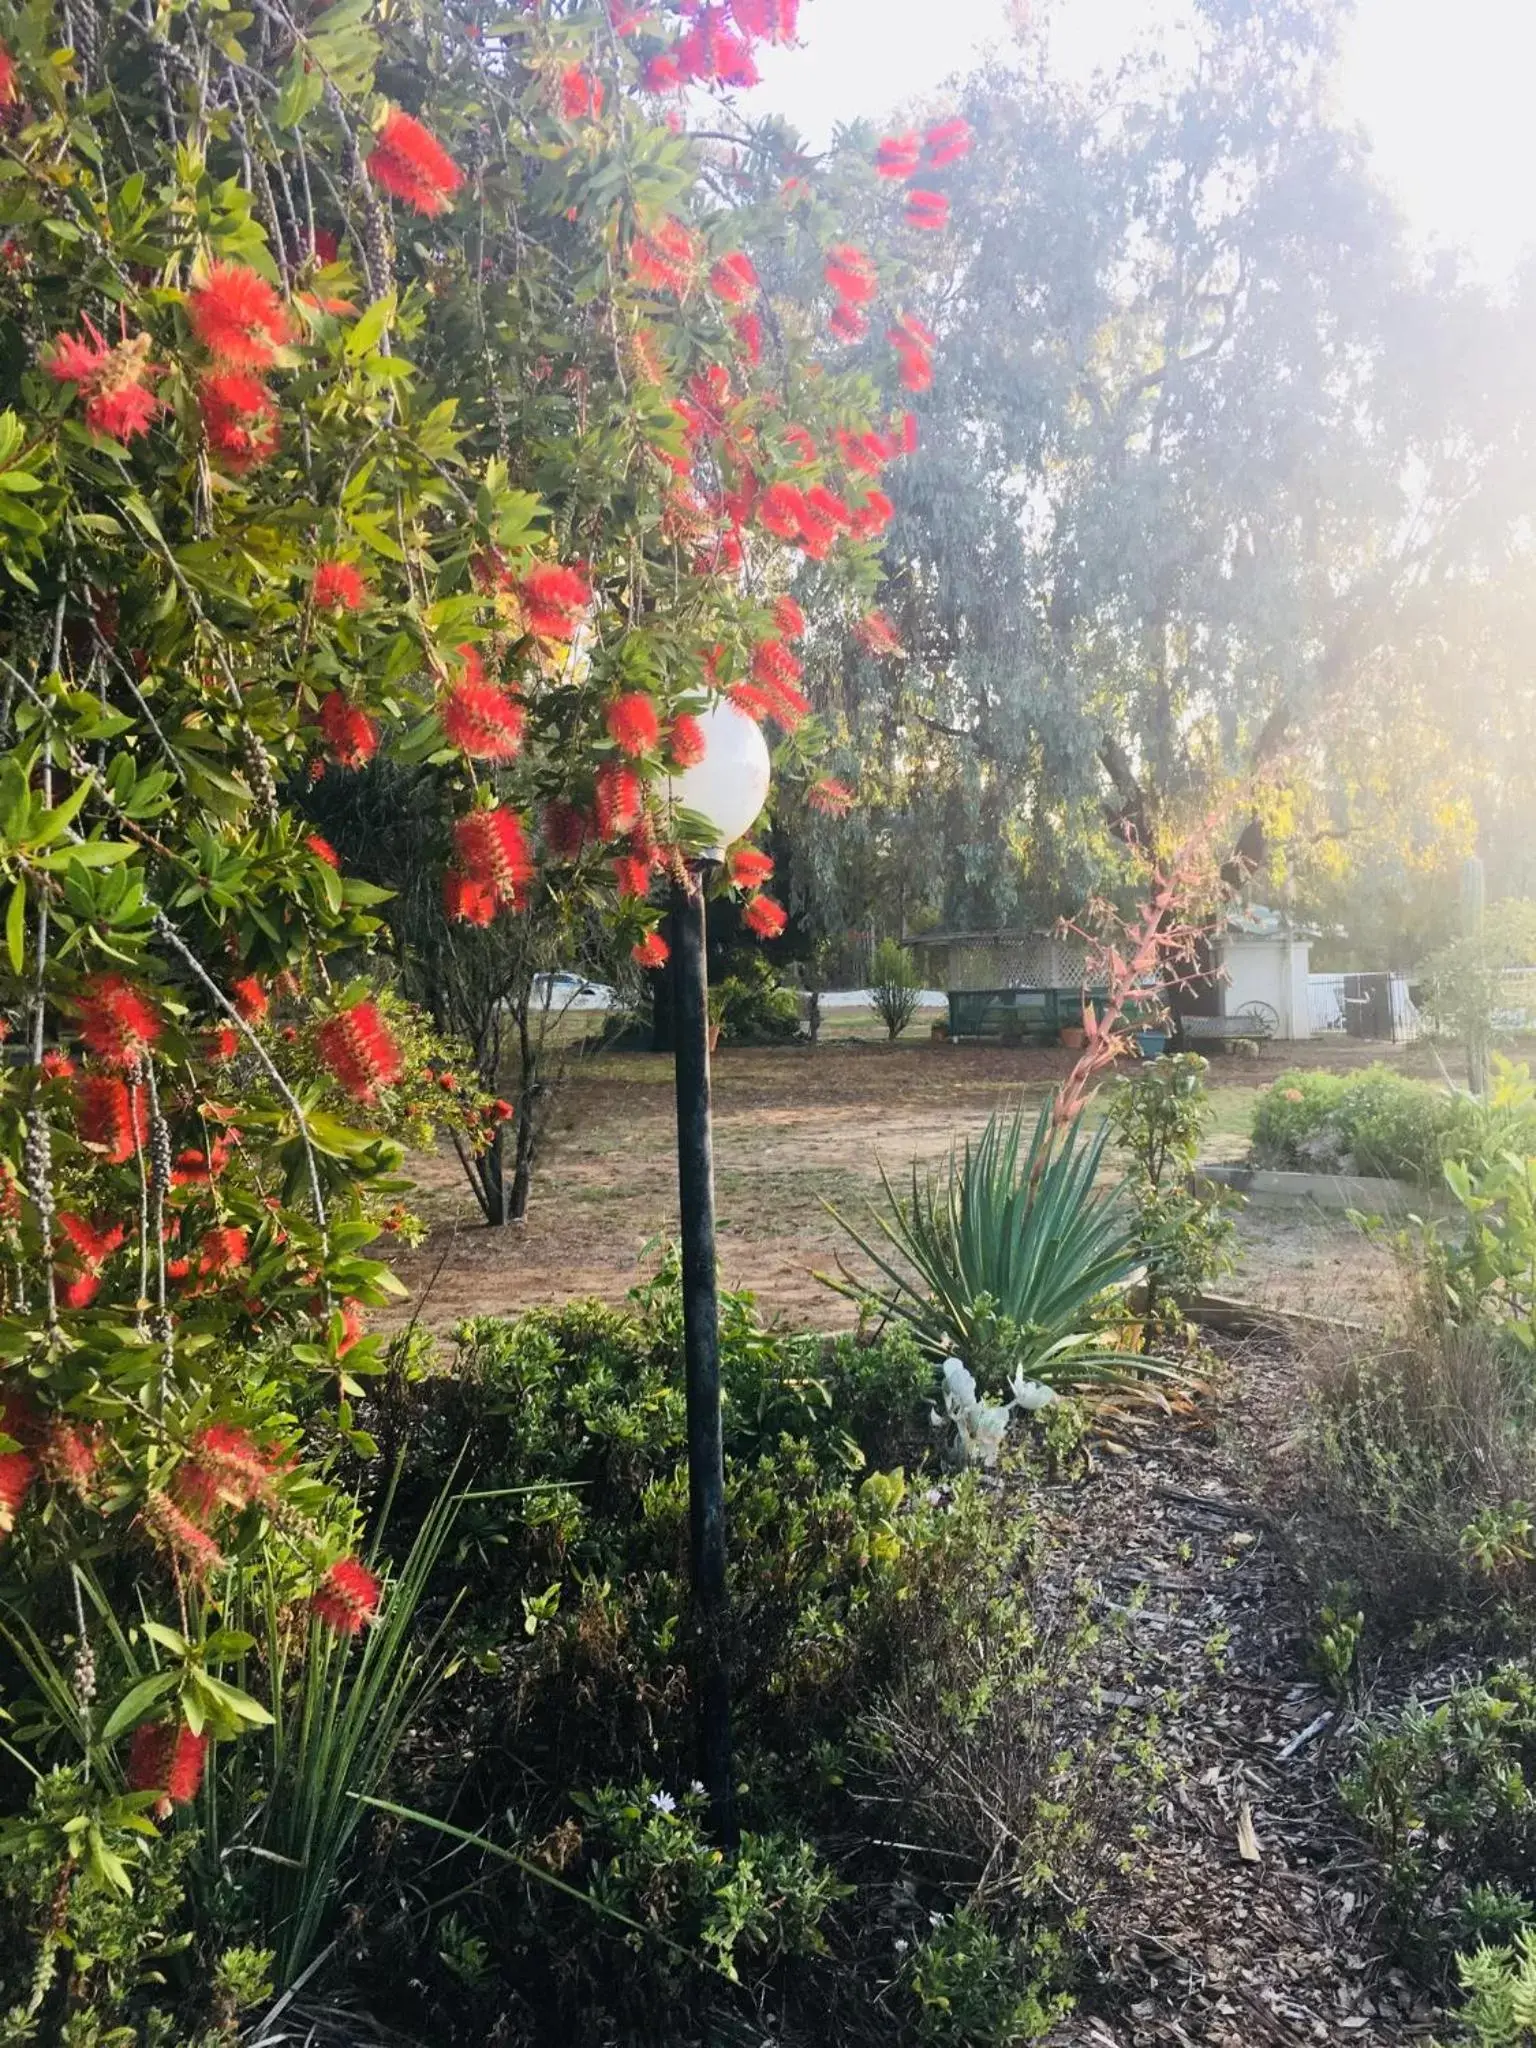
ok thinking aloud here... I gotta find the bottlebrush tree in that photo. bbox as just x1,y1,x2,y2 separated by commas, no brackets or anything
0,0,964,1918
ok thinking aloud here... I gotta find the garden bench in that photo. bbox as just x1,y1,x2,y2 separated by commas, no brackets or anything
1176,1002,1279,1049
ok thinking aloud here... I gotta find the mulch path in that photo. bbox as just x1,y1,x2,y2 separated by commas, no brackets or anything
1038,1328,1442,2046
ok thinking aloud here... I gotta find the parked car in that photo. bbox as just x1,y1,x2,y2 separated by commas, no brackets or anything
530,972,615,1013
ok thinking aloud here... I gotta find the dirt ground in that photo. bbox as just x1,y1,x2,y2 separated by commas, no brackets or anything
386,1034,1438,1334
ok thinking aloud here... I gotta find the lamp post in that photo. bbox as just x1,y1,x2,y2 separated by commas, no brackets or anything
665,701,771,1846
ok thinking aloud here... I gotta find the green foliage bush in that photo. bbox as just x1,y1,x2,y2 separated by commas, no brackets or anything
869,938,923,1042
1343,1663,1536,1970
1106,1053,1234,1324
903,1906,1068,2044
1252,1065,1482,1184
353,1271,1120,2044
711,955,802,1045
1445,1928,1536,2044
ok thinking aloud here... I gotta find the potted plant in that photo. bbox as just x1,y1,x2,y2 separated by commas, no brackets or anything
1059,1023,1086,1050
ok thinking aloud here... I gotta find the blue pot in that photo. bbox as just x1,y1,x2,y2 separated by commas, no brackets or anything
1134,1029,1168,1058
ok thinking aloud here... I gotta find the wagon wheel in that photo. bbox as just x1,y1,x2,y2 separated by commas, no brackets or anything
1235,1000,1279,1039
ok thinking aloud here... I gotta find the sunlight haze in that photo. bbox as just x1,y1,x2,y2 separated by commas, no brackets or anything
746,0,1536,281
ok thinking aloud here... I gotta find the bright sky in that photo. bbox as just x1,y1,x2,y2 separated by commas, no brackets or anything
745,0,1536,283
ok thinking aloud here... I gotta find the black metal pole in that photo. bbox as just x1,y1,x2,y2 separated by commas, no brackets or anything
669,868,736,1846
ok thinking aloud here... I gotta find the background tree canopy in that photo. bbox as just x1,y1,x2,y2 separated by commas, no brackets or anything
779,0,1536,959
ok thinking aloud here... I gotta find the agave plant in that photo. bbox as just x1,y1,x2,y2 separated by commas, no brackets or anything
826,1096,1151,1389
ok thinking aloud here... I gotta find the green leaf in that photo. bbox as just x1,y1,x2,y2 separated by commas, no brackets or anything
101,1670,178,1742
5,880,24,976
345,292,397,360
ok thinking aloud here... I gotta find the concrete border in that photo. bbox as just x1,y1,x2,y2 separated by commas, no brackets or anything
1194,1163,1452,1217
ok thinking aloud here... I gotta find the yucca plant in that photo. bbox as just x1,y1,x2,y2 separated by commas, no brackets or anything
825,1097,1151,1388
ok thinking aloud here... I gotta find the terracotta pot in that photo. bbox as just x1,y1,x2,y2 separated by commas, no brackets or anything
930,1021,950,1042
1059,1025,1086,1050
707,1023,722,1053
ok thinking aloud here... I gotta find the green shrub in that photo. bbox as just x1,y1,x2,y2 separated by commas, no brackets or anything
1106,1053,1235,1326
1446,1928,1536,2043
712,956,801,1044
1342,1662,1536,1967
1252,1065,1480,1183
869,938,923,1042
356,1275,1109,2045
1304,1304,1536,1621
903,1906,1068,2045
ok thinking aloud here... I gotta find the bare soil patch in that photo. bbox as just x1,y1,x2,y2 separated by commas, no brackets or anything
386,1037,1410,1333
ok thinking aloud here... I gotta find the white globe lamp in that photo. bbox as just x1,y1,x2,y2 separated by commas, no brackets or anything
665,699,770,858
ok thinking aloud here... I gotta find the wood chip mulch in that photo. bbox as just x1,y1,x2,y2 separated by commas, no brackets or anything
1034,1328,1443,2047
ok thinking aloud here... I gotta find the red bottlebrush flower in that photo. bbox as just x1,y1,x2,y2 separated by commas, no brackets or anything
313,227,340,265
199,371,280,472
666,714,708,769
306,833,340,868
729,847,774,889
709,251,759,304
0,43,18,104
824,244,877,306
893,346,934,395
40,1050,75,1080
42,1419,100,1497
317,691,378,770
520,562,592,641
876,131,922,179
312,1556,382,1635
230,975,268,1024
128,1720,210,1814
442,871,497,926
904,188,950,233
889,311,937,351
771,595,806,639
743,893,787,939
836,428,890,476
173,1420,264,1520
608,0,649,31
630,216,699,296
77,1074,146,1163
454,808,534,909
0,1394,36,1536
630,326,668,386
632,930,669,970
187,263,291,369
675,8,758,85
315,999,404,1101
605,692,661,758
312,559,368,611
730,0,798,42
206,1024,240,1062
829,303,868,344
897,409,920,454
171,1138,232,1187
804,485,850,531
368,107,464,218
197,1227,248,1278
849,489,894,539
808,775,855,817
542,800,593,863
594,762,643,838
727,681,773,723
784,425,819,467
732,311,763,366
75,975,162,1071
56,1273,100,1309
757,483,805,539
686,365,734,437
751,639,802,693
855,609,903,656
46,324,162,442
925,116,973,166
442,678,525,762
642,50,685,93
614,855,652,900
143,1490,227,1576
58,1213,125,1270
559,64,604,120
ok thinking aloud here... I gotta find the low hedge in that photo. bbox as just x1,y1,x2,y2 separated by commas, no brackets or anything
1250,1065,1482,1185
